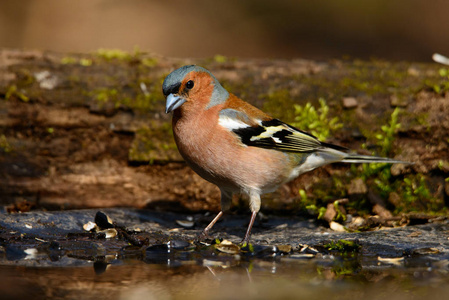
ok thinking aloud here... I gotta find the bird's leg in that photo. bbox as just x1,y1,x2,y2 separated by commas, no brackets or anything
241,190,261,244
242,211,257,244
198,189,232,241
198,211,223,240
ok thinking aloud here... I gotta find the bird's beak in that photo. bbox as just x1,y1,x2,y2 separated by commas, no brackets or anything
165,94,186,114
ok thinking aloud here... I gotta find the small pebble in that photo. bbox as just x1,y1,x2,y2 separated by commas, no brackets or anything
342,97,358,109
99,228,117,239
407,67,420,76
298,244,320,254
378,256,404,266
83,221,98,232
390,95,409,107
288,253,315,259
350,216,366,228
215,240,240,254
277,244,292,254
348,178,367,195
176,220,195,228
329,221,346,232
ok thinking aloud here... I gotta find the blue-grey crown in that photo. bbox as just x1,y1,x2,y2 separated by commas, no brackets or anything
162,65,229,108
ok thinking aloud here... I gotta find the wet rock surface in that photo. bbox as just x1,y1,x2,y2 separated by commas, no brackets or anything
1,209,449,300
1,208,448,265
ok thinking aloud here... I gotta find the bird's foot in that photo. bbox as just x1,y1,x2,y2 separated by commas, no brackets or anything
239,239,254,252
195,230,213,244
239,236,251,247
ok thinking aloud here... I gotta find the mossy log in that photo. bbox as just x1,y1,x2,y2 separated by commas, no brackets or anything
0,49,448,215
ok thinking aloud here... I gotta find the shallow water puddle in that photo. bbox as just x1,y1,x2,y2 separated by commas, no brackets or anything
2,254,449,300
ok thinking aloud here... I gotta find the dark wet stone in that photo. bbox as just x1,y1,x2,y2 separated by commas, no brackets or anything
146,244,169,253
95,211,115,229
49,241,63,251
168,239,191,250
5,246,27,261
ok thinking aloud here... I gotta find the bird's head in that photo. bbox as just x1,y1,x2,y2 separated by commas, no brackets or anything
163,65,229,114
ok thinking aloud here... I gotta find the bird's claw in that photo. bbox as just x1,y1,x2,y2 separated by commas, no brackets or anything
195,230,212,243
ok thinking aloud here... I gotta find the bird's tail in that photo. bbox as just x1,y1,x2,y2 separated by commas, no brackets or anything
341,154,410,164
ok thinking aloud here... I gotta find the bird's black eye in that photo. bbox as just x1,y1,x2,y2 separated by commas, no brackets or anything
185,80,194,90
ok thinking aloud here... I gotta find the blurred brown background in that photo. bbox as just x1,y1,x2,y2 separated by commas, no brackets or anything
0,0,448,61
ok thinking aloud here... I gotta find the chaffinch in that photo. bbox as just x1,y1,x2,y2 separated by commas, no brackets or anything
163,65,407,243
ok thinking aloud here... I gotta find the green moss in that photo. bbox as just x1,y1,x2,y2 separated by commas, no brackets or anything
141,57,158,68
378,107,401,156
305,204,327,220
291,98,343,141
5,85,29,102
302,188,326,219
128,123,180,163
91,88,119,104
390,174,440,213
61,56,92,66
95,47,158,67
297,105,442,217
333,200,347,222
324,240,361,253
120,91,161,111
0,135,12,153
221,80,257,104
349,108,442,214
89,77,165,113
339,77,384,95
424,67,449,94
80,58,93,67
402,175,433,208
201,54,237,65
96,48,134,61
213,54,228,63
402,110,430,131
63,48,158,69
297,60,420,108
231,59,445,216
356,108,401,183
61,56,78,65
261,89,297,122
